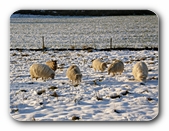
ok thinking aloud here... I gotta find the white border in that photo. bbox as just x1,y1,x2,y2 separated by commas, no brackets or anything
1,0,167,130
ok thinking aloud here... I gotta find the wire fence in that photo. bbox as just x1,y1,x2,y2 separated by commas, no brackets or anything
10,35,158,50
10,16,158,50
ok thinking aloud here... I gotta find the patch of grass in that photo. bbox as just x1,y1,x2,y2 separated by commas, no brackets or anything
27,82,34,84
87,49,93,52
121,90,130,96
19,89,27,92
140,83,145,85
48,86,58,90
39,102,43,105
11,53,17,56
114,109,121,113
50,92,58,98
59,63,65,66
141,89,149,94
74,84,79,87
148,62,155,65
37,90,46,95
32,116,36,121
149,76,158,80
96,96,103,101
21,54,29,57
11,108,19,113
77,53,83,57
139,57,146,60
147,97,153,101
72,116,80,121
93,80,99,85
95,92,103,101
71,45,76,49
125,61,132,64
82,45,88,49
128,78,135,81
10,61,17,64
110,95,121,99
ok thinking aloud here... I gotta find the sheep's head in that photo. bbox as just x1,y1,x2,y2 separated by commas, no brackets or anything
51,72,55,79
75,74,82,83
51,60,57,71
102,63,107,71
46,60,57,71
139,76,147,82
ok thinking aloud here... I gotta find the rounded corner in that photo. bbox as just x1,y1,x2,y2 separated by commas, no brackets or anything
9,110,22,122
147,110,160,122
10,9,21,18
147,9,159,19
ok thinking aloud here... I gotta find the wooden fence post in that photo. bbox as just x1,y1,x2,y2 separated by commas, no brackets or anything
110,38,112,49
42,36,45,50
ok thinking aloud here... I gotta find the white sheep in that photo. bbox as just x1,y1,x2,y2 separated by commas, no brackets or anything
132,61,148,82
29,63,55,81
45,60,57,71
108,60,124,76
92,59,107,72
66,65,82,84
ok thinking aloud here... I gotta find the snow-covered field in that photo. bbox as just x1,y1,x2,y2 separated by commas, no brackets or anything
10,49,158,121
10,15,158,49
10,15,159,121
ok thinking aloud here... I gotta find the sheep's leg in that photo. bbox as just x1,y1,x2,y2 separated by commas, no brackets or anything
69,78,72,83
31,76,34,80
31,75,35,80
43,77,46,82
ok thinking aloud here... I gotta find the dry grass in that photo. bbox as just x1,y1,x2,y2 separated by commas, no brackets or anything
48,86,58,90
50,92,58,98
37,90,46,95
72,116,80,121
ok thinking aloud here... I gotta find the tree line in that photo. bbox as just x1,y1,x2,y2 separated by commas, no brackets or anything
12,10,156,16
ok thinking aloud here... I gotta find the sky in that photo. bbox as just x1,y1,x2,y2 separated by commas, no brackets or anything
0,0,168,130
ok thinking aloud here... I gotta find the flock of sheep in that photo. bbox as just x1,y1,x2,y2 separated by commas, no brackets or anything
29,58,148,85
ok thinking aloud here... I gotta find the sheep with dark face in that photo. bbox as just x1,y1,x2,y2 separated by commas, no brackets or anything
66,65,82,84
29,63,55,81
92,59,107,72
45,60,57,71
132,61,148,82
108,60,124,76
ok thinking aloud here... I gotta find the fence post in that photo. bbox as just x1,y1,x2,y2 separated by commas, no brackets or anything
42,36,45,50
110,38,112,49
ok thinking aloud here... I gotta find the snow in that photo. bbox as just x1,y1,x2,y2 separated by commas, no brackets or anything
10,49,158,121
10,15,158,49
10,15,158,121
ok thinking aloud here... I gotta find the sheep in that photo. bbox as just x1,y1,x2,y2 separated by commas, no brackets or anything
132,61,148,82
66,65,82,84
29,63,55,81
92,59,107,72
45,60,57,71
108,60,124,76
